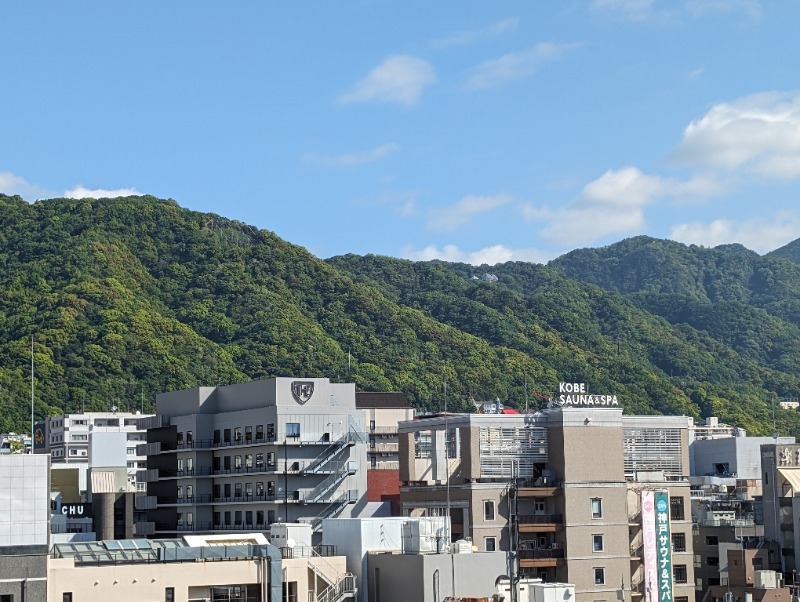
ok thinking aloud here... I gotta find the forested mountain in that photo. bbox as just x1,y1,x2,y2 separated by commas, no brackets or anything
1,194,800,438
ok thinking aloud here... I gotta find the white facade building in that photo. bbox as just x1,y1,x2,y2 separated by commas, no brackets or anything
35,412,153,492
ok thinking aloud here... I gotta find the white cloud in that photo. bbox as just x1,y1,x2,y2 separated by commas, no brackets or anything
338,55,437,106
0,171,52,200
465,42,577,90
403,243,550,265
523,167,724,246
669,210,800,253
524,203,646,246
65,186,141,199
303,144,399,167
673,92,800,179
428,194,513,231
432,17,519,47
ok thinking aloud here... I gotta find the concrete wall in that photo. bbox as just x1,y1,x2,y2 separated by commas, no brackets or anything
0,549,47,602
367,551,508,602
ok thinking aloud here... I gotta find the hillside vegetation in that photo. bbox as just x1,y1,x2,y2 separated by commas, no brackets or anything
1,194,799,438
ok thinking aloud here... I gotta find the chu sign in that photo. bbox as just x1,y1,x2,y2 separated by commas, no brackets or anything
555,382,619,407
61,503,91,518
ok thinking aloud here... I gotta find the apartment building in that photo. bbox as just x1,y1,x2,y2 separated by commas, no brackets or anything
138,377,368,537
355,392,413,512
759,443,800,574
34,412,152,492
397,392,695,602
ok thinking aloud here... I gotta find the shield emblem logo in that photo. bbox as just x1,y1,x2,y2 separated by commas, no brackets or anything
291,381,315,404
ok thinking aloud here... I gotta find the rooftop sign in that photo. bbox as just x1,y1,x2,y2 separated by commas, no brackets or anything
554,382,619,407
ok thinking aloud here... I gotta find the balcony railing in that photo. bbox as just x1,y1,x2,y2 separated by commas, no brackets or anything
516,514,563,525
212,493,278,504
518,548,564,560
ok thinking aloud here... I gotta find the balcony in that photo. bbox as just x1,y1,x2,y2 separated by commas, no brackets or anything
516,514,563,533
369,426,398,435
517,479,562,498
518,548,564,568
368,443,399,453
212,493,278,504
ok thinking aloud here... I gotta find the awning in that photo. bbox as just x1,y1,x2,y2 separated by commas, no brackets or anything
777,468,800,494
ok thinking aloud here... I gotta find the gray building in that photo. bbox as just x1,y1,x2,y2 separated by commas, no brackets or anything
138,377,368,537
0,454,50,602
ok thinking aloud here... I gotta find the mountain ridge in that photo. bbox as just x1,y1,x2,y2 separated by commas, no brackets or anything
1,194,799,438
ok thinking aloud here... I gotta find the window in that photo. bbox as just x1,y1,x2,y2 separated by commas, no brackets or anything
485,537,497,552
707,557,719,567
246,482,253,497
245,426,252,441
224,484,231,498
257,510,264,525
213,429,221,444
186,485,193,499
256,453,264,468
370,420,376,431
213,456,221,471
705,536,719,546
224,456,231,470
63,595,73,602
245,454,253,468
224,511,231,526
177,485,183,498
186,512,193,525
177,432,184,445
235,455,242,469
246,510,253,525
186,457,193,470
267,424,275,439
670,497,685,521
674,565,688,584
672,533,686,553
214,512,221,525
594,568,605,585
371,455,377,469
234,427,242,441
213,484,220,498
675,597,689,602
235,511,242,525
484,500,496,521
286,422,301,438
593,534,604,552
256,482,264,495
266,452,275,467
591,498,603,519
256,425,264,440
165,587,174,602
224,428,231,443
268,481,275,496
268,510,276,524
186,431,193,445
235,483,242,498
178,458,184,471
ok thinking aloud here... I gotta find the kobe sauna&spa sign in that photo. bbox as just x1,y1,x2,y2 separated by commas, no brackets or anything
555,382,619,407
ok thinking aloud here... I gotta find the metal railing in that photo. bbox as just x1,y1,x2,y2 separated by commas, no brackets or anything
517,549,564,560
317,573,356,602
516,514,563,525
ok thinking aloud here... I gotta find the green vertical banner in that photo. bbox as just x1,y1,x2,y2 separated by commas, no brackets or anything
655,491,673,602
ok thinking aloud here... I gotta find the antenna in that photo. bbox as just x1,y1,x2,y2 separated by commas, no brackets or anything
30,337,34,442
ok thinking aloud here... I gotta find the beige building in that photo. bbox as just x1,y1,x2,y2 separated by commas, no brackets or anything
48,533,353,602
398,404,695,602
356,392,413,472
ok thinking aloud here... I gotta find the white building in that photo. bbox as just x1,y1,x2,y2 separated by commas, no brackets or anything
0,453,50,601
34,412,153,492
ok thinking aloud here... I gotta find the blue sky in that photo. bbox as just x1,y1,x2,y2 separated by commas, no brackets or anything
2,1,800,264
